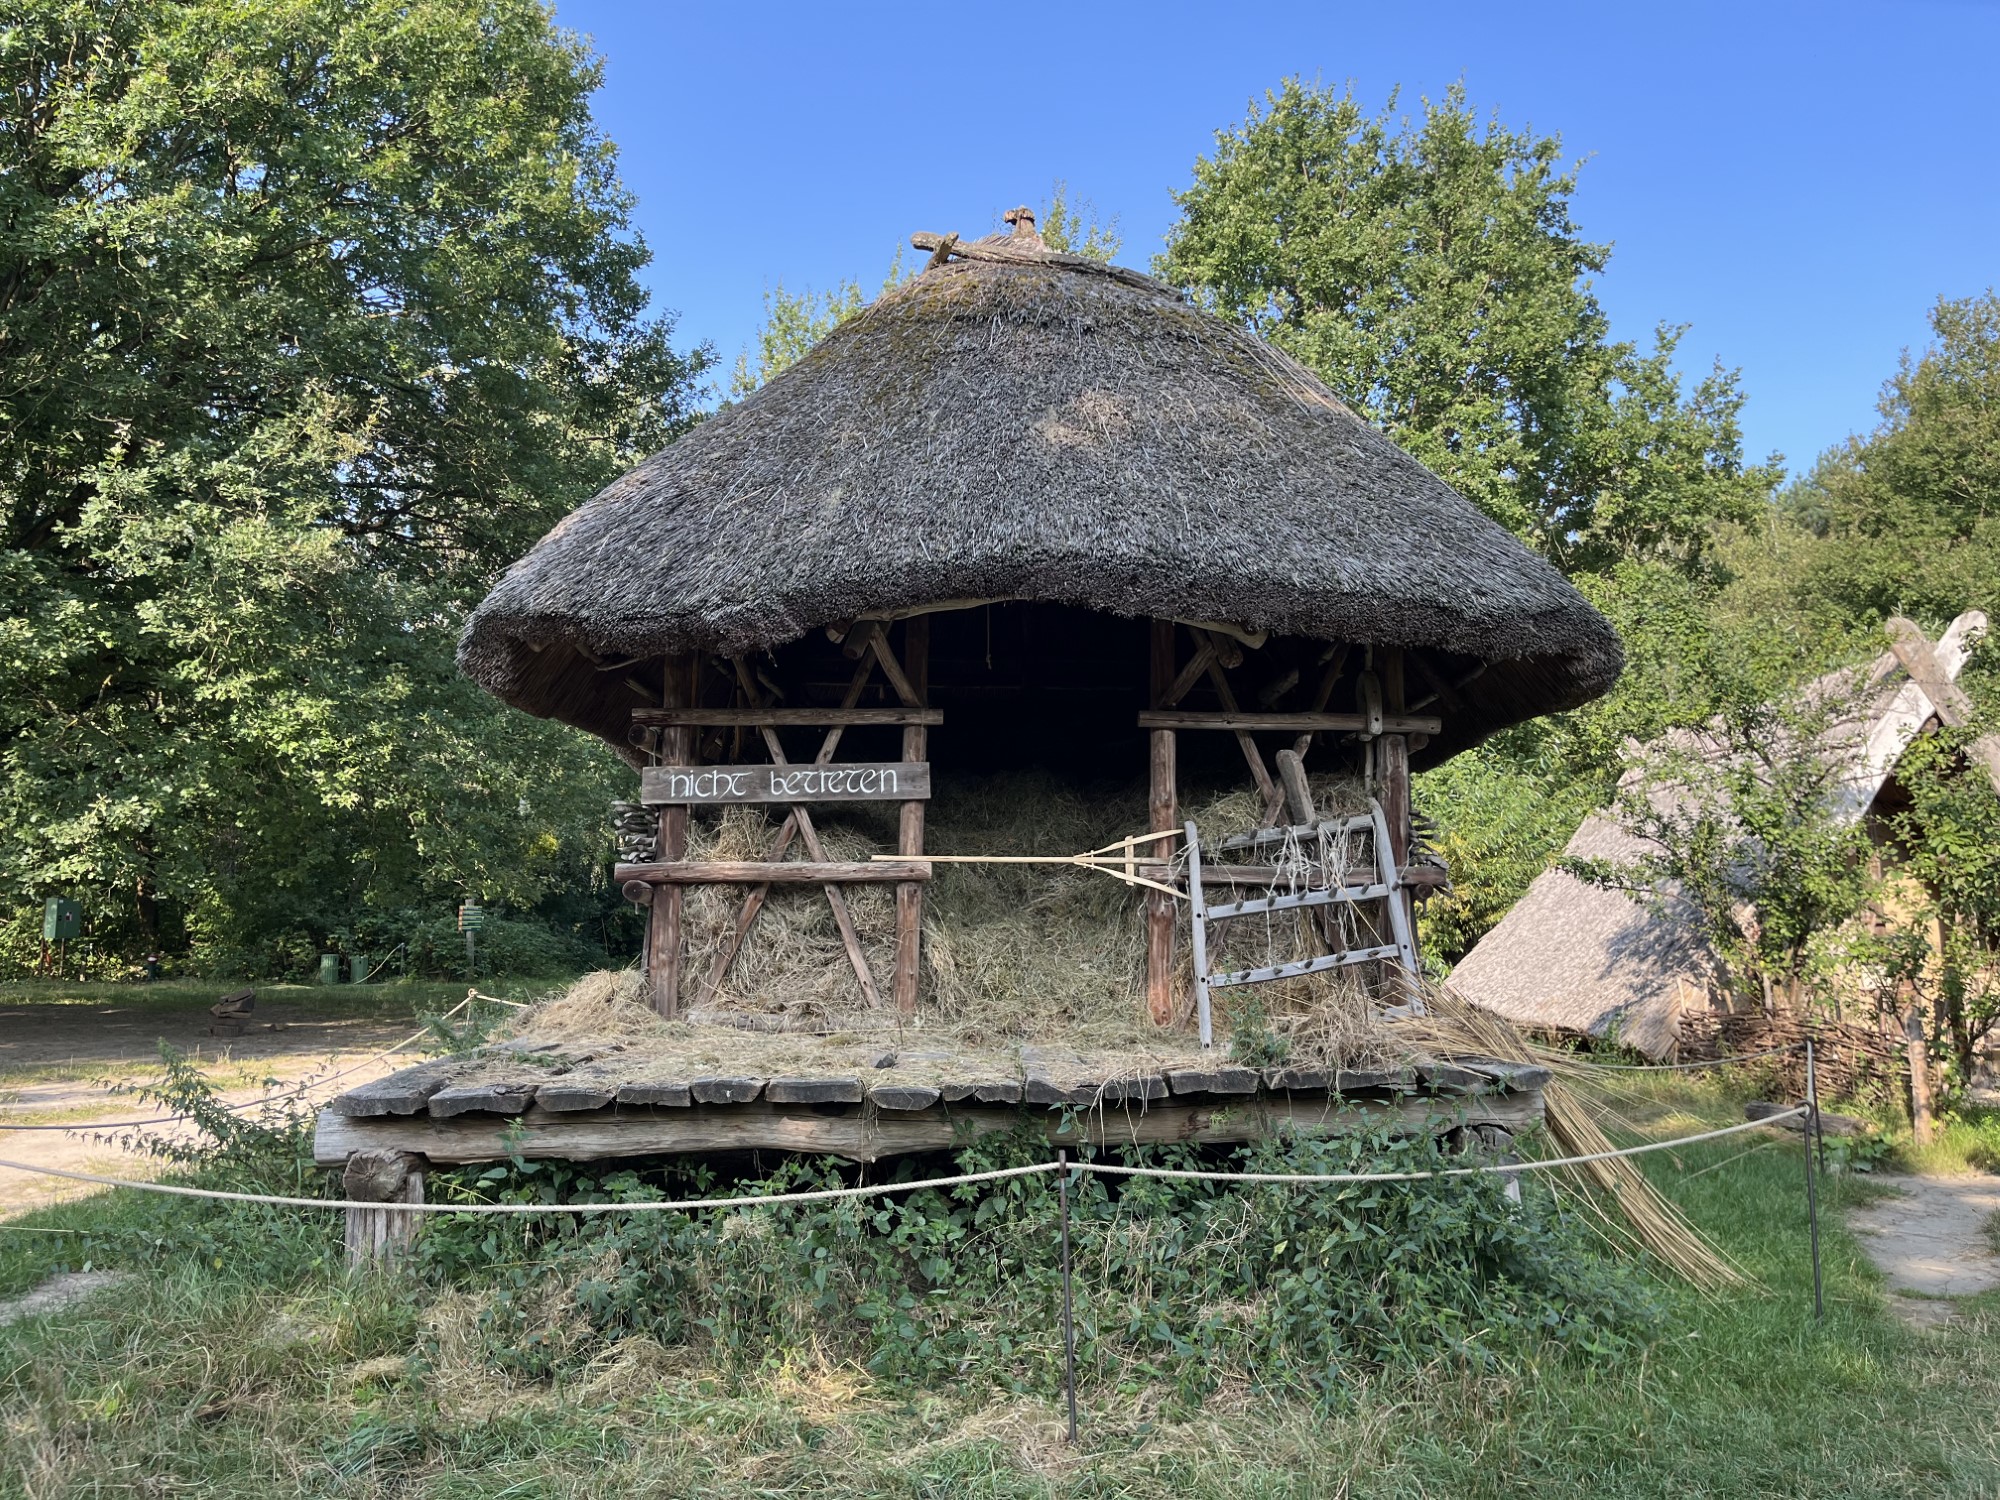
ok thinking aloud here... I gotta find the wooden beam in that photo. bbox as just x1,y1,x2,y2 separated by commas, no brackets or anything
1147,619,1179,1027
618,860,930,885
895,616,930,1017
315,1090,1544,1167
1161,639,1218,709
632,708,943,727
1888,616,2000,795
1138,710,1442,734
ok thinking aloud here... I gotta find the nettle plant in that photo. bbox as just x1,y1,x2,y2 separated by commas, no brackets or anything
415,1124,1655,1403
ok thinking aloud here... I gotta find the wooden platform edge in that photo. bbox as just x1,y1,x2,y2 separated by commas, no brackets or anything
315,1090,1544,1168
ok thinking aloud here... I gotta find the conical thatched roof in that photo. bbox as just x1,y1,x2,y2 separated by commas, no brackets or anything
459,210,1622,762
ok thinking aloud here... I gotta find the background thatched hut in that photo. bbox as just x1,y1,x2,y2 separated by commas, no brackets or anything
1450,610,1992,1059
459,207,1624,1029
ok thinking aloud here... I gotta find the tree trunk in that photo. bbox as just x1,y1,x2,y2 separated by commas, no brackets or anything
1905,1002,1936,1145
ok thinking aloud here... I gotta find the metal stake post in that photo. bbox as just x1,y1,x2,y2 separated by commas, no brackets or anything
1804,1039,1824,1323
1057,1149,1078,1443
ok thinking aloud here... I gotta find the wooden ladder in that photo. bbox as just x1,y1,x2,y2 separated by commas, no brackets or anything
1184,799,1423,1048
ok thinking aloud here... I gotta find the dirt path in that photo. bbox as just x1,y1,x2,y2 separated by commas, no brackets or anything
1847,1173,2000,1326
0,997,427,1217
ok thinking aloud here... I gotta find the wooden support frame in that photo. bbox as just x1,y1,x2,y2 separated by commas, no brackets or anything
895,616,930,1016
699,652,878,1003
1137,710,1442,735
644,655,697,1019
1147,619,1179,1026
727,658,884,1009
629,620,935,1017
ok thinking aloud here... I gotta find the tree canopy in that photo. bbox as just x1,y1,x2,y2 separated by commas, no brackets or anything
1158,80,1777,577
0,0,709,974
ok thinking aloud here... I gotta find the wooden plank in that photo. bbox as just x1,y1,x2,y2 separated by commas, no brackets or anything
765,1077,864,1105
632,708,944,727
1334,1067,1416,1092
616,860,932,885
1146,618,1179,1027
1139,710,1442,735
1165,1065,1260,1096
939,1078,1024,1105
328,1061,461,1118
688,1077,764,1105
535,1078,620,1113
428,1080,539,1118
896,615,930,1017
315,1090,1548,1167
1887,615,2000,795
615,1081,692,1108
1888,617,1976,725
1099,1072,1168,1104
641,762,931,805
1453,1058,1554,1094
868,1083,942,1111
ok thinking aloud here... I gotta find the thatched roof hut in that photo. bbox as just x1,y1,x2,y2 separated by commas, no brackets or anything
1450,611,1992,1058
458,207,1626,1027
460,212,1620,768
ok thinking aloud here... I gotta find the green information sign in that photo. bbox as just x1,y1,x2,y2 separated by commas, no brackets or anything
42,898,81,942
457,903,485,932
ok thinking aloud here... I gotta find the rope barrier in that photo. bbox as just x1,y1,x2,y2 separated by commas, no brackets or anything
0,1109,1809,1214
1561,1042,1805,1073
0,1158,1058,1214
1071,1109,1807,1185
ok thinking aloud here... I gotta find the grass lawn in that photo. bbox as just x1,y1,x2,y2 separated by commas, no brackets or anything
2,1080,1997,1497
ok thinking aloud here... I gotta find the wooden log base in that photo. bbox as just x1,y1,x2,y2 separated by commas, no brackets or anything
319,1088,1545,1168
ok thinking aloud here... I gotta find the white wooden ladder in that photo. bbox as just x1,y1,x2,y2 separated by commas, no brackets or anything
1185,799,1422,1048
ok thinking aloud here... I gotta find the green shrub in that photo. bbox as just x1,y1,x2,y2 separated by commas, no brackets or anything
418,1122,1656,1403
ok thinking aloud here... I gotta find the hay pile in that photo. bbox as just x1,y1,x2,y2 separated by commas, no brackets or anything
666,769,1393,1063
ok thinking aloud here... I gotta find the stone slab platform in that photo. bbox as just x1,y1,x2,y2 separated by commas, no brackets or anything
313,1032,1549,1167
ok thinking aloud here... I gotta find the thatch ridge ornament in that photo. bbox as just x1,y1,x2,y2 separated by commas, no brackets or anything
458,198,1624,766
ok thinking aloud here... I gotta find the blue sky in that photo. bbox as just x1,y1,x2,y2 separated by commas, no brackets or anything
552,0,1999,479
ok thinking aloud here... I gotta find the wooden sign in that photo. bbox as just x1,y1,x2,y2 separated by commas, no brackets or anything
641,762,931,806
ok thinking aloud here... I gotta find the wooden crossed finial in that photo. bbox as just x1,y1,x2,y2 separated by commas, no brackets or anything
1003,205,1042,244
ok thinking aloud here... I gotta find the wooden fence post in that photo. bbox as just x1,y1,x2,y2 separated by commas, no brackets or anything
342,1150,425,1268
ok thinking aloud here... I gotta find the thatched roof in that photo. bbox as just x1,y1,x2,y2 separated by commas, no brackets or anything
459,209,1623,763
1450,612,1991,1057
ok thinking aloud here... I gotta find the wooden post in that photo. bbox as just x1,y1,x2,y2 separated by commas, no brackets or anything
1379,648,1417,969
1905,1002,1936,1144
895,617,930,1016
646,655,695,1018
342,1149,424,1268
1147,619,1179,1026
